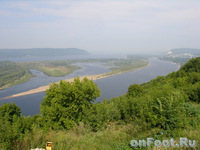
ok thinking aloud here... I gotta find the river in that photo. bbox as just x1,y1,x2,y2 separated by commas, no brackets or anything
0,57,179,116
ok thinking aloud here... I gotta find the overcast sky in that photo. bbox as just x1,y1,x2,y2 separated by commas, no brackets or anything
0,0,200,55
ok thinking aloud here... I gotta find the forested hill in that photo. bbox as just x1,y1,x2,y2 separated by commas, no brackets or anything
0,57,200,149
160,48,200,66
164,48,200,57
0,48,89,58
170,48,200,55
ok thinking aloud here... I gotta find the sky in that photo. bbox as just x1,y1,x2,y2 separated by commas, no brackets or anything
0,0,200,55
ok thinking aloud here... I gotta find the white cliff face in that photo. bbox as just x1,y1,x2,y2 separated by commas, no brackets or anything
166,51,173,55
164,49,199,58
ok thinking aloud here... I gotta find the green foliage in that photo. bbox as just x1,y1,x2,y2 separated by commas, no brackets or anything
180,57,200,72
40,77,101,130
0,103,24,149
0,61,32,89
188,72,200,84
0,103,21,122
84,86,187,130
83,98,123,131
183,83,200,103
1,57,200,149
127,84,144,97
145,92,187,129
173,77,188,87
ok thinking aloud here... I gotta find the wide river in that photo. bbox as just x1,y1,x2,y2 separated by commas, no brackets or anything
0,57,179,116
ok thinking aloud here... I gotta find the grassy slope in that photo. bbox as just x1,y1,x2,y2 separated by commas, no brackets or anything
0,61,33,90
23,123,200,150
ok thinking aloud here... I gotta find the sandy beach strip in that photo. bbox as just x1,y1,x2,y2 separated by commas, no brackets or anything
0,63,149,101
0,73,111,100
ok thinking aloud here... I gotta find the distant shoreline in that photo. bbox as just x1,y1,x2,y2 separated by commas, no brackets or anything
0,63,149,101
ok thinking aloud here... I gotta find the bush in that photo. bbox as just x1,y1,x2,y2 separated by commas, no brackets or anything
40,77,101,130
127,84,144,97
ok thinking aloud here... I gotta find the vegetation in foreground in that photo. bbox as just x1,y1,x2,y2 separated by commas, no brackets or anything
1,58,200,149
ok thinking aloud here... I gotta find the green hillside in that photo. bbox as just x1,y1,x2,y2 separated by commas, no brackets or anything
0,61,32,89
0,57,200,149
161,48,200,66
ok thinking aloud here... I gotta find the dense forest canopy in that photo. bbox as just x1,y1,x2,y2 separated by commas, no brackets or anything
0,57,200,149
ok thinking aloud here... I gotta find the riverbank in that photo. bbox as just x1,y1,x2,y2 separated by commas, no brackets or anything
0,62,150,100
0,57,148,90
0,62,33,90
0,71,33,91
0,73,111,100
19,61,81,77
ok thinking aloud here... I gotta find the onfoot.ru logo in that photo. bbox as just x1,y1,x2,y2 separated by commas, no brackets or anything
130,138,197,148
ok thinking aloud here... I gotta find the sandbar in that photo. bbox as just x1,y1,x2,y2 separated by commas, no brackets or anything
0,73,111,100
0,63,149,101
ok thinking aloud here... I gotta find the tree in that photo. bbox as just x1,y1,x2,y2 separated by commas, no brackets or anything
180,57,200,73
126,84,144,97
0,103,22,149
0,103,21,122
40,77,101,129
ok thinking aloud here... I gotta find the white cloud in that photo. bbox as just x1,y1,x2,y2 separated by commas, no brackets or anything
2,1,200,24
0,0,200,53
